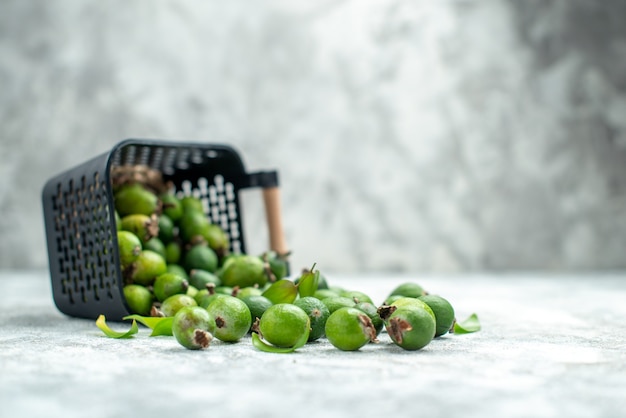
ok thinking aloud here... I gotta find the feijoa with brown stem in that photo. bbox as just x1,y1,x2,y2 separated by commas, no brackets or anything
379,305,435,351
325,307,378,351
172,306,215,350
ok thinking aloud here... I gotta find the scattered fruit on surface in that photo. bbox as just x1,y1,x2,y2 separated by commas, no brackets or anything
325,307,378,351
418,294,455,337
257,303,310,348
388,282,426,299
380,305,436,351
172,306,215,350
206,295,252,342
294,296,330,342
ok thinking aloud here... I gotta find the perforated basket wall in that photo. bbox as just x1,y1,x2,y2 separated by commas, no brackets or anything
42,139,278,320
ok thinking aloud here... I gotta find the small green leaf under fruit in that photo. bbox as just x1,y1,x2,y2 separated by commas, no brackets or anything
262,279,297,304
453,313,481,334
251,328,308,354
150,317,174,336
96,315,139,339
123,314,174,336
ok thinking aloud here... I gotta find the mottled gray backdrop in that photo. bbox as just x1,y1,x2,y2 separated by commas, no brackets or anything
1,0,625,273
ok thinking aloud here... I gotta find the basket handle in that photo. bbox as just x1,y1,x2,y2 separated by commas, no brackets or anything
262,186,289,255
241,170,289,256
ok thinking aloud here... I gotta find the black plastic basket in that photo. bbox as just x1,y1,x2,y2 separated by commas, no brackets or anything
42,139,287,320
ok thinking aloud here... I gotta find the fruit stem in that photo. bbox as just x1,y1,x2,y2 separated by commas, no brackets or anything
206,283,216,295
376,305,397,321
150,305,165,317
250,317,262,337
357,314,379,343
193,329,213,348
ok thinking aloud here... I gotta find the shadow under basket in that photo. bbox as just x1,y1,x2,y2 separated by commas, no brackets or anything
42,139,288,321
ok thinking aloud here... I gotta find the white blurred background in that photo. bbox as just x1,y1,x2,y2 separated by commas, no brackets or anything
1,0,625,273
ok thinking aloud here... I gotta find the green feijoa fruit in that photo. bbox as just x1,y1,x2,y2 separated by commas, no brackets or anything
258,304,310,348
160,294,197,317
294,296,330,342
196,292,228,309
117,230,142,267
130,250,167,286
354,301,384,336
321,296,356,314
220,255,268,288
157,214,175,243
219,253,237,268
241,295,273,326
235,286,262,299
194,288,211,307
153,273,189,302
388,282,426,299
164,241,182,265
186,285,198,298
214,286,234,295
179,209,210,243
160,193,183,222
232,287,263,299
383,294,404,306
181,196,204,213
172,306,215,350
261,251,289,281
383,306,436,351
203,224,229,256
340,290,373,304
183,245,218,273
390,297,436,322
325,307,377,351
313,289,339,300
166,264,189,281
317,272,329,290
418,294,455,337
205,295,252,342
120,214,158,243
144,237,166,259
114,183,158,217
123,284,153,316
189,269,221,290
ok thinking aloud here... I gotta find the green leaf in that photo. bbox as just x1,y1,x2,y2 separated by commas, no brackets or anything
453,313,481,334
262,279,297,304
122,314,162,329
150,317,174,336
123,315,174,336
96,315,139,339
292,322,309,350
251,333,297,354
297,268,320,298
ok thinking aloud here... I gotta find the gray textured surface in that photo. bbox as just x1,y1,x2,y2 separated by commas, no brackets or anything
2,270,626,418
1,1,626,272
